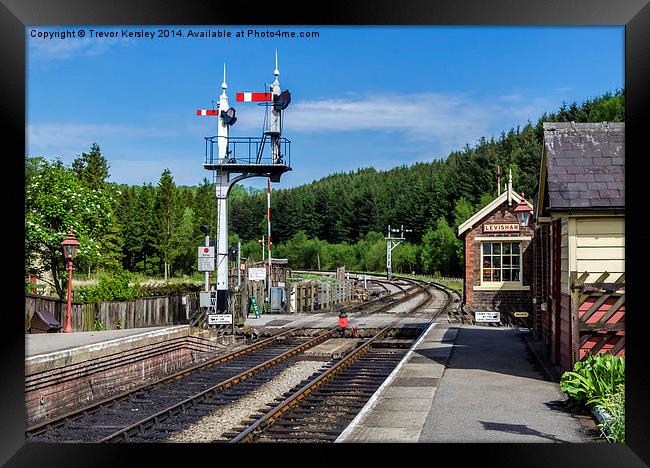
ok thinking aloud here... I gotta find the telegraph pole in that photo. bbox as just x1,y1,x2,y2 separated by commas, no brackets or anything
385,225,412,280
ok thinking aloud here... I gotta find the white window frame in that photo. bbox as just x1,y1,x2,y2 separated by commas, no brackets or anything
475,240,530,291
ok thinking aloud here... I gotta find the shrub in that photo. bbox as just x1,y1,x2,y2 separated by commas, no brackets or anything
560,353,625,408
76,270,142,304
93,317,106,331
139,282,202,297
597,384,625,443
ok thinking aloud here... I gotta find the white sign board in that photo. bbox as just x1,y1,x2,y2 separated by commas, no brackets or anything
248,267,266,281
197,246,215,272
475,311,501,322
208,314,233,325
200,291,216,308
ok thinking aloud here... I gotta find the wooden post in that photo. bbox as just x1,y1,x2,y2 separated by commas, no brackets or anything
569,271,581,366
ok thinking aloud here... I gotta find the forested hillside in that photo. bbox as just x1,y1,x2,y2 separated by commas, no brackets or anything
25,91,623,294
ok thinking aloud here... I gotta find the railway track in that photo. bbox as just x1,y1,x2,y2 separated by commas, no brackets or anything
26,328,332,442
220,275,454,443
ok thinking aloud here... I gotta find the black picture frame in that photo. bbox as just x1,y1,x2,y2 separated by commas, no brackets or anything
3,0,648,465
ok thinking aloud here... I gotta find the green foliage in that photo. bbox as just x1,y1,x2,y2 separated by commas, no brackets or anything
72,142,110,191
25,154,116,298
93,317,107,331
155,168,181,280
597,384,625,443
421,218,462,276
138,282,203,297
76,270,142,303
559,353,625,408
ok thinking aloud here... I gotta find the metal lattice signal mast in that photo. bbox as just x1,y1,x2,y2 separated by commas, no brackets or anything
196,55,292,313
385,225,412,280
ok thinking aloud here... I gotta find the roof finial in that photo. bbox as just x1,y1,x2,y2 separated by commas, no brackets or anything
508,168,513,206
274,50,279,78
221,63,227,91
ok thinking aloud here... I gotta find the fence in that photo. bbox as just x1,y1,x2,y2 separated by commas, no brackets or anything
288,279,356,313
570,271,625,361
25,294,197,333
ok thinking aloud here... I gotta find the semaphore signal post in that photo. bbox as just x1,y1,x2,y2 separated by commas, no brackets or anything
196,52,292,320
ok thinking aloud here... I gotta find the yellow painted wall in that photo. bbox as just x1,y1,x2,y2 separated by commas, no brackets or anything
572,217,625,284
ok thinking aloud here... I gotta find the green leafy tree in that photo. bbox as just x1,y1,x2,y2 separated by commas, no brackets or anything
25,157,113,298
392,242,420,274
421,218,461,276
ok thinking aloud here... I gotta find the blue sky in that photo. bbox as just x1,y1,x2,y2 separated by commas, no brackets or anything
26,26,623,189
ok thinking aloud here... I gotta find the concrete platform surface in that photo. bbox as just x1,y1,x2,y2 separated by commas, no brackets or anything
25,326,189,374
338,324,590,443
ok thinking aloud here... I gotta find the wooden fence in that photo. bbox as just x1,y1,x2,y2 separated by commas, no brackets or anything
25,293,198,333
288,280,355,313
570,271,625,361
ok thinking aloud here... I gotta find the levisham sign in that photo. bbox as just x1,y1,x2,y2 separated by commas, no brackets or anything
482,223,520,233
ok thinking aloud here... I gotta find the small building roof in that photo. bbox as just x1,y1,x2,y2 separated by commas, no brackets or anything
538,122,624,215
458,190,532,236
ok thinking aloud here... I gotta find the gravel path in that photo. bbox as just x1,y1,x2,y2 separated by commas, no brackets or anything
166,360,327,442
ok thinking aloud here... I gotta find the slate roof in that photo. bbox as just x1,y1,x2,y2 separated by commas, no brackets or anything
542,122,624,211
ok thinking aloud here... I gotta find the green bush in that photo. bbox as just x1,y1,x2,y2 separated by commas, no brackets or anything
139,282,202,297
76,270,142,304
93,317,107,331
597,384,625,443
560,353,625,408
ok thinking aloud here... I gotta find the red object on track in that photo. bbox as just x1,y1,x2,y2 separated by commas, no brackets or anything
338,316,348,329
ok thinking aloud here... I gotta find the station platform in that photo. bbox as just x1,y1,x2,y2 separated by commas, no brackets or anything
337,324,592,443
25,325,191,375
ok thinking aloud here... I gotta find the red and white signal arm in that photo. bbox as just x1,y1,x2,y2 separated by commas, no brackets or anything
196,109,219,116
236,92,272,102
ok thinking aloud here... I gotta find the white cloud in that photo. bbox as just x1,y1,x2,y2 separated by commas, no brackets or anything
233,91,556,157
27,122,180,153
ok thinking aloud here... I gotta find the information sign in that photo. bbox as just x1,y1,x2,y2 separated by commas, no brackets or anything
208,314,233,325
475,311,501,322
198,246,215,272
248,267,266,281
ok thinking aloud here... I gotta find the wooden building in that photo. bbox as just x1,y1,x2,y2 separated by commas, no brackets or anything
532,122,625,371
458,171,534,327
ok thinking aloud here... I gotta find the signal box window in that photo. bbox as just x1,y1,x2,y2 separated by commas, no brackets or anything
481,241,521,283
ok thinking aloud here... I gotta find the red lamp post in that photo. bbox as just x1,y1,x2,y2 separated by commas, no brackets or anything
514,193,533,228
60,230,80,333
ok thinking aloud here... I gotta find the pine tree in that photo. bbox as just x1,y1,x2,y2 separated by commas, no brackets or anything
155,169,179,280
